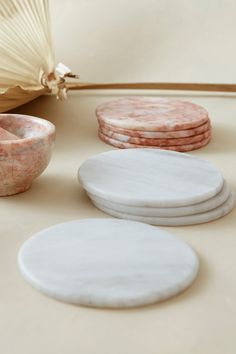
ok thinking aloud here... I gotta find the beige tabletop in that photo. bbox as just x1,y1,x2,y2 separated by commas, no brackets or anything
1,1,236,353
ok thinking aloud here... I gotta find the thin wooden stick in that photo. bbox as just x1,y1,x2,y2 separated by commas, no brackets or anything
66,82,236,93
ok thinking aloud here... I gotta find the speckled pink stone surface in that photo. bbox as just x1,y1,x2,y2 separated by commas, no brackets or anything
0,114,55,196
98,130,211,152
99,121,210,138
0,127,20,141
96,97,210,131
100,126,211,146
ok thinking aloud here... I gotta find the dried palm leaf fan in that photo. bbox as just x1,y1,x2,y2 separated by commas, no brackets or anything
1,0,236,113
0,0,78,112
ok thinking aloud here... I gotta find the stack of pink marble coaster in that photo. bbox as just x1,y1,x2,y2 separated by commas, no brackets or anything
96,97,212,152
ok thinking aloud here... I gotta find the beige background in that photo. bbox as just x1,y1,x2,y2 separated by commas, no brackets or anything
1,1,236,353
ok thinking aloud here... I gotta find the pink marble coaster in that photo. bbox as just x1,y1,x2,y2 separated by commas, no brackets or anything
100,126,211,146
99,121,210,138
96,97,210,132
98,131,211,152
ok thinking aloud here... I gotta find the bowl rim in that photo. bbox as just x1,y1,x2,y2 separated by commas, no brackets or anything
0,114,56,144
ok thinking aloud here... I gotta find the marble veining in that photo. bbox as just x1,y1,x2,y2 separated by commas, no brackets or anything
99,121,211,139
87,180,230,217
92,192,235,226
0,127,20,140
100,126,211,146
98,130,211,151
96,97,209,131
78,149,223,207
18,219,199,308
0,114,55,196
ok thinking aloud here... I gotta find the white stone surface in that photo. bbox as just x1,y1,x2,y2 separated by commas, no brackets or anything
78,149,223,207
88,180,229,217
91,192,235,226
18,219,199,308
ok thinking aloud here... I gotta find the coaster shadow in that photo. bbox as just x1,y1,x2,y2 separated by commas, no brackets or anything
1,173,98,217
207,124,236,154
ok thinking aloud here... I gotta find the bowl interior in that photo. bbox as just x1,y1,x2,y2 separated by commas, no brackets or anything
0,114,55,139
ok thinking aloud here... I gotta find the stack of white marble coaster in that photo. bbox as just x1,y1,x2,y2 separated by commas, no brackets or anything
78,149,235,226
18,219,199,308
96,97,212,152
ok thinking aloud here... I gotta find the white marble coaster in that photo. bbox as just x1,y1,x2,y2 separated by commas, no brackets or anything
87,180,230,217
18,219,199,308
78,149,223,207
91,192,235,226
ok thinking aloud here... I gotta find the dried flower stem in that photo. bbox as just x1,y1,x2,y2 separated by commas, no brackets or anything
66,82,236,93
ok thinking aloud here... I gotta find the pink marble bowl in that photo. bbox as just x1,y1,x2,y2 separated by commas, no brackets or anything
0,114,56,196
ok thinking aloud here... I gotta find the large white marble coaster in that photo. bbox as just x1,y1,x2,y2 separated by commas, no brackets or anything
91,192,235,226
78,149,223,207
18,219,199,308
87,180,230,217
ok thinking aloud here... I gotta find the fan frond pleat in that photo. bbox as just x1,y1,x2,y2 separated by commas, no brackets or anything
0,0,55,91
